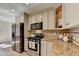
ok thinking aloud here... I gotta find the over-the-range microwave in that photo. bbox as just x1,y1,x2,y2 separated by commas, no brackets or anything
30,22,43,30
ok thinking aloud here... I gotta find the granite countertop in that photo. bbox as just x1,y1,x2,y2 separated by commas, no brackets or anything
42,36,79,56
42,36,58,42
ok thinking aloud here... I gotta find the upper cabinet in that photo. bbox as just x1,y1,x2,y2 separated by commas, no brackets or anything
42,11,48,30
48,8,55,29
28,8,56,30
37,13,43,23
31,15,37,23
62,4,79,28
28,16,32,30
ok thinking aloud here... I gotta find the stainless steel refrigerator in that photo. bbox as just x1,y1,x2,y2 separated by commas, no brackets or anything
12,23,24,53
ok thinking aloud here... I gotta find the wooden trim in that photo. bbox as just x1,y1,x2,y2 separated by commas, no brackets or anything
56,5,62,28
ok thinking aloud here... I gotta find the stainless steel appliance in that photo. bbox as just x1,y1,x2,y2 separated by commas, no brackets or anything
30,22,43,30
12,24,16,51
27,34,44,56
12,23,24,53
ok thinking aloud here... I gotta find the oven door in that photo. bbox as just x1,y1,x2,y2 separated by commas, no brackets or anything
28,40,38,51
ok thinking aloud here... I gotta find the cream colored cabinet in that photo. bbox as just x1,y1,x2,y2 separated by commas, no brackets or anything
28,16,31,30
28,8,56,30
31,15,37,23
42,11,48,30
48,9,55,29
46,41,53,56
62,4,79,28
41,40,47,56
41,40,53,56
36,13,42,23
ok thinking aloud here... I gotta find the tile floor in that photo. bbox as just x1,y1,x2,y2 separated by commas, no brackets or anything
0,42,29,56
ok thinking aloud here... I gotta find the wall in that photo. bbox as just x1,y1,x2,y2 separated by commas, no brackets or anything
0,20,12,43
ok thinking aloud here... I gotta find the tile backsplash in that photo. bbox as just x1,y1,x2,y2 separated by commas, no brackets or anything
69,27,79,42
29,28,79,42
42,31,60,37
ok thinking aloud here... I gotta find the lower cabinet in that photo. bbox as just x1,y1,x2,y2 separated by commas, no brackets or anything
46,42,53,56
41,40,52,56
41,41,47,56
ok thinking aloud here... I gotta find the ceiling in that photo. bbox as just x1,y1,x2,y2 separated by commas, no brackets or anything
0,3,61,23
0,3,35,23
25,3,61,15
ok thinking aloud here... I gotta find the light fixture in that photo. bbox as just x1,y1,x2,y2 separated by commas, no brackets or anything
10,9,15,13
25,3,30,5
0,16,2,17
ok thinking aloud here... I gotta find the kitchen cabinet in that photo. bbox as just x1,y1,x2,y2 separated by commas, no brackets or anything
62,4,79,28
42,11,48,30
42,9,55,30
46,41,52,56
28,16,32,30
28,8,56,30
28,15,37,30
41,40,47,56
48,9,55,29
41,40,53,56
31,15,37,23
36,13,42,23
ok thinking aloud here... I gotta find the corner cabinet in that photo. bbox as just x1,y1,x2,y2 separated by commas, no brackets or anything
62,4,79,28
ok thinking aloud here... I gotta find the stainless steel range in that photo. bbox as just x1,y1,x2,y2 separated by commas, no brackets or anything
27,34,44,56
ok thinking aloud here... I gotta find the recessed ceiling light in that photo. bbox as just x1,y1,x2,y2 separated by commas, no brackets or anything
0,16,2,17
25,3,30,5
10,9,15,13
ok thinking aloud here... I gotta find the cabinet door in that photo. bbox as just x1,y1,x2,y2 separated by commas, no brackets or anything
62,4,79,28
42,11,48,30
37,13,42,23
41,41,47,56
46,42,52,56
28,16,32,30
48,9,55,29
31,15,37,23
